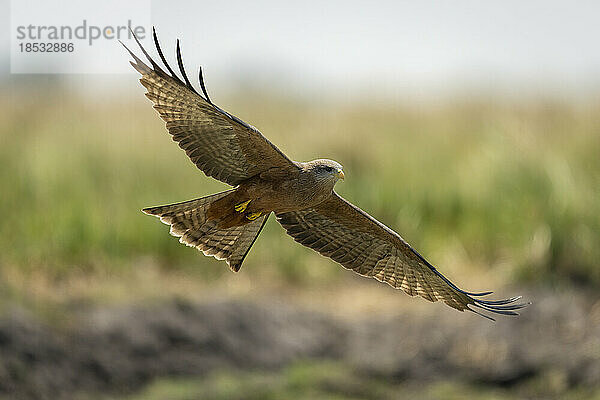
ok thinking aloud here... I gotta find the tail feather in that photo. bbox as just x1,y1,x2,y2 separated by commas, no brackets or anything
193,215,269,271
143,190,268,271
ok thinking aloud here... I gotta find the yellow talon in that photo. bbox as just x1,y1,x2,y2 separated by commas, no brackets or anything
246,212,262,221
234,200,251,212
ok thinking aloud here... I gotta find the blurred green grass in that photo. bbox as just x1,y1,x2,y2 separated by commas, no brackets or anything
1,85,599,289
119,360,600,400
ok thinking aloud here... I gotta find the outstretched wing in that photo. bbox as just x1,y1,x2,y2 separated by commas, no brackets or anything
276,192,528,320
122,28,299,186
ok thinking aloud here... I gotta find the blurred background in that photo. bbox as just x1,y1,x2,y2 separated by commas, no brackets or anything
1,1,600,399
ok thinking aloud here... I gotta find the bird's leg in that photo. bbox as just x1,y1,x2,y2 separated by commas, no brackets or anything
246,212,262,221
234,199,252,212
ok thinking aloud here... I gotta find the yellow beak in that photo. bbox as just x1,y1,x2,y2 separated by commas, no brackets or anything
337,169,345,180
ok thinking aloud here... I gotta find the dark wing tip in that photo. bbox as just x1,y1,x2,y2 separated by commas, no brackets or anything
198,66,213,104
468,293,530,320
465,290,494,296
127,27,165,75
405,242,529,319
123,26,216,106
124,26,199,96
151,28,214,103
151,27,180,81
175,38,199,95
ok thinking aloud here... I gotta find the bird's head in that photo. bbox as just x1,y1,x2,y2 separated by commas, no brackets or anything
306,159,345,186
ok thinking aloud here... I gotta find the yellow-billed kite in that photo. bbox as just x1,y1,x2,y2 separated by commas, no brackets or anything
122,29,527,319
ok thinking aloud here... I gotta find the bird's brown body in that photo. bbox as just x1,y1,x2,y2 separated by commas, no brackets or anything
123,28,527,319
208,161,343,229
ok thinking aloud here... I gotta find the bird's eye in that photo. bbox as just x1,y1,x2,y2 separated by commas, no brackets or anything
324,166,334,172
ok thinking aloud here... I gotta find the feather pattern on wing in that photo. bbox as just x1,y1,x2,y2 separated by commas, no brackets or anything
276,192,528,320
121,29,299,186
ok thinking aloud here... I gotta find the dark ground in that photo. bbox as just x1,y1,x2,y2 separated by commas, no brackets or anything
0,288,598,400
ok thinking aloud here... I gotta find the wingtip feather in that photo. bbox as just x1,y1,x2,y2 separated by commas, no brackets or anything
175,38,199,94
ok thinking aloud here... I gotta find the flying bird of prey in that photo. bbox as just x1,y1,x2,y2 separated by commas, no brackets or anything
122,29,527,320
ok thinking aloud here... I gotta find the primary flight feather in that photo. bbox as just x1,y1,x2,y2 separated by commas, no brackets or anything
122,28,528,320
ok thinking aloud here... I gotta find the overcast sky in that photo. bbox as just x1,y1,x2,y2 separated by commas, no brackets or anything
2,0,600,99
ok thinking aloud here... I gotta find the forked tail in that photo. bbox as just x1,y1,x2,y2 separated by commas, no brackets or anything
142,190,269,271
